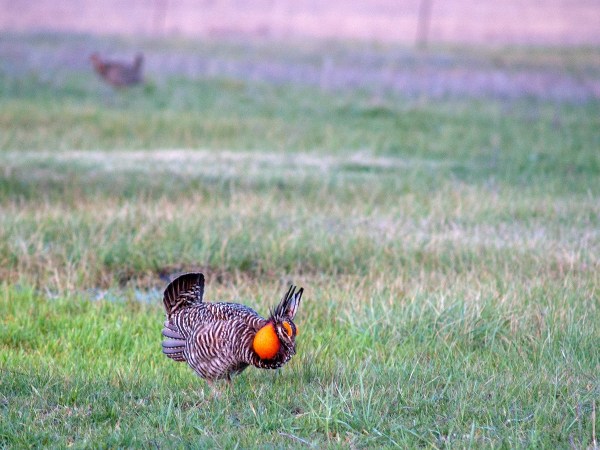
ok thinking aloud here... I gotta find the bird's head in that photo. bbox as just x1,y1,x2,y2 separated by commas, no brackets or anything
133,53,144,70
253,285,303,361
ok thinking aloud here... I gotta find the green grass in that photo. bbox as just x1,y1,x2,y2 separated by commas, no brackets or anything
1,34,599,447
2,282,598,447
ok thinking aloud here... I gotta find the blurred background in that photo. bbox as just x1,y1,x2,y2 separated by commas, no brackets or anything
1,0,599,104
2,0,600,45
1,0,599,290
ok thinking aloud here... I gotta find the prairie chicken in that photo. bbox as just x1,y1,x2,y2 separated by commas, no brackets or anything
90,52,144,87
162,272,303,384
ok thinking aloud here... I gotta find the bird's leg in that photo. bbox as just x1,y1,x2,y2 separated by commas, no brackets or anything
225,376,234,393
206,380,222,398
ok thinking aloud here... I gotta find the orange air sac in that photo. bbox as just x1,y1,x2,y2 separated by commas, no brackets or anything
253,323,280,360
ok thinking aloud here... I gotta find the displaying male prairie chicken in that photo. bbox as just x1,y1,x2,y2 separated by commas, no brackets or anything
162,272,303,384
90,52,144,87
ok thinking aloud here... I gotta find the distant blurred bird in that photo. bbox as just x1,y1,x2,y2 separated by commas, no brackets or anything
90,52,144,87
162,273,303,385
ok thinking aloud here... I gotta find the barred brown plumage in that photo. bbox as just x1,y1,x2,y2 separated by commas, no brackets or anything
90,52,143,88
161,272,303,383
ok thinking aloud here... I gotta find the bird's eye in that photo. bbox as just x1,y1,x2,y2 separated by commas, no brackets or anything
282,321,293,337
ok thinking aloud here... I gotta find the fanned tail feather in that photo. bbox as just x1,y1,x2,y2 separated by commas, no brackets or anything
134,53,144,71
163,272,205,316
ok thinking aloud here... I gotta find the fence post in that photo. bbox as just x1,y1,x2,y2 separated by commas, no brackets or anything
416,0,433,49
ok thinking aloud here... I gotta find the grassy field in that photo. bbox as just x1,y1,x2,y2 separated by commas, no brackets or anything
1,34,599,448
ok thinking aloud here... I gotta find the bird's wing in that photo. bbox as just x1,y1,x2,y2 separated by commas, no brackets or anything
183,322,231,378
